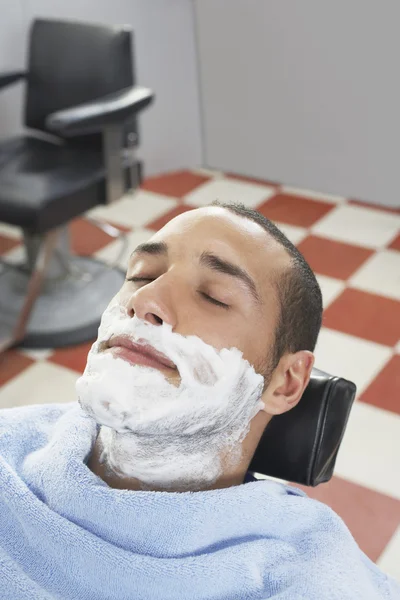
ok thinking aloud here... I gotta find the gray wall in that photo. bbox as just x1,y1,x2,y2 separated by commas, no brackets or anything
0,0,202,175
195,1,400,207
0,0,27,138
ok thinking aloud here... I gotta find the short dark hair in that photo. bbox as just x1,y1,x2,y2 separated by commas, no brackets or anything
211,201,323,369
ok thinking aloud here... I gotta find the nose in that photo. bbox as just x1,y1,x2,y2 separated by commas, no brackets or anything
125,278,177,328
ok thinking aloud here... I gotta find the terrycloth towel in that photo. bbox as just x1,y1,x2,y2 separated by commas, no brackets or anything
0,403,399,600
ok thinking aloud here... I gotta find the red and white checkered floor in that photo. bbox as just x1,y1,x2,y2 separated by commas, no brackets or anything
1,169,399,579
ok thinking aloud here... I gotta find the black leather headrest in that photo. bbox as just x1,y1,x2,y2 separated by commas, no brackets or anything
249,368,356,486
25,19,134,134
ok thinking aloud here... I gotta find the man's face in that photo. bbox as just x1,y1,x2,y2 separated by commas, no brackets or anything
83,206,315,490
113,206,291,380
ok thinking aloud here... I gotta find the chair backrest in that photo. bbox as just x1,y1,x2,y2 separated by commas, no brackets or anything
24,19,134,134
249,368,356,486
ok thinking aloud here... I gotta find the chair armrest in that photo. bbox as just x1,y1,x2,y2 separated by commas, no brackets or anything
46,85,154,136
0,71,26,91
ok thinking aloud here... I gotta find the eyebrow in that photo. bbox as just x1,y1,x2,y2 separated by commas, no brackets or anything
130,242,261,303
131,241,168,257
199,251,261,303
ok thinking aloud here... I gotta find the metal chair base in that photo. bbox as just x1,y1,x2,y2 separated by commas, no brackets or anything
0,256,124,349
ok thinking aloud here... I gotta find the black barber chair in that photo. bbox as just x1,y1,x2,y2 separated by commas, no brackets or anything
250,368,357,485
0,18,153,351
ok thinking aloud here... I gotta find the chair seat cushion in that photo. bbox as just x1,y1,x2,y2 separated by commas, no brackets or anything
0,135,105,233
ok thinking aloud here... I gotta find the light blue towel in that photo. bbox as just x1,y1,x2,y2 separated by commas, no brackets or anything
0,402,399,600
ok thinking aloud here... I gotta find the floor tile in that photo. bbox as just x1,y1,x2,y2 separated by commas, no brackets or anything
19,348,54,361
0,234,20,255
226,172,280,188
333,401,400,501
87,190,177,228
315,275,346,309
0,223,21,240
349,250,400,301
388,233,400,251
95,228,154,270
257,193,335,228
70,218,115,255
312,204,400,249
191,167,224,179
314,327,392,395
377,526,400,581
49,341,94,374
295,476,400,563
323,288,400,346
360,355,400,416
102,221,132,234
297,235,374,280
0,361,78,409
273,222,308,246
348,198,400,215
147,204,196,231
0,350,35,387
141,169,210,198
184,178,276,209
280,185,346,204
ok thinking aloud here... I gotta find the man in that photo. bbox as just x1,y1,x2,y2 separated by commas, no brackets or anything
0,202,398,599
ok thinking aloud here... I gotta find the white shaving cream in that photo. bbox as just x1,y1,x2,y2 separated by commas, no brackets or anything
76,301,265,490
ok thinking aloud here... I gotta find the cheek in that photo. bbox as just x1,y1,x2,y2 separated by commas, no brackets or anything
178,307,271,361
180,318,250,360
231,322,275,373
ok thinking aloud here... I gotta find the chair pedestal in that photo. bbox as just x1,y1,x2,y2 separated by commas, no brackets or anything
0,226,125,349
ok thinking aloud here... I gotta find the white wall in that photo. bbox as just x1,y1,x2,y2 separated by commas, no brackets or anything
195,1,400,208
0,0,202,176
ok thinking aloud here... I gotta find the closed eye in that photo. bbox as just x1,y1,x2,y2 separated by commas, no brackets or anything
200,292,229,309
126,276,154,283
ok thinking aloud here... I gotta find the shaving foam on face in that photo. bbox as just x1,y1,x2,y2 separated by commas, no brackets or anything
76,301,265,490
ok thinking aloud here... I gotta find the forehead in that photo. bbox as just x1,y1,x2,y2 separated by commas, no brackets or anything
147,207,291,290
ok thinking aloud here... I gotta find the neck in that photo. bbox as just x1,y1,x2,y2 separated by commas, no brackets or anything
87,431,248,493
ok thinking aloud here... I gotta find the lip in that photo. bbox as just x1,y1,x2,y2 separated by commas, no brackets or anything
107,335,177,371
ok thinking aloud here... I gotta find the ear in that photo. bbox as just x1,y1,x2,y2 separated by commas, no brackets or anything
261,351,314,416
